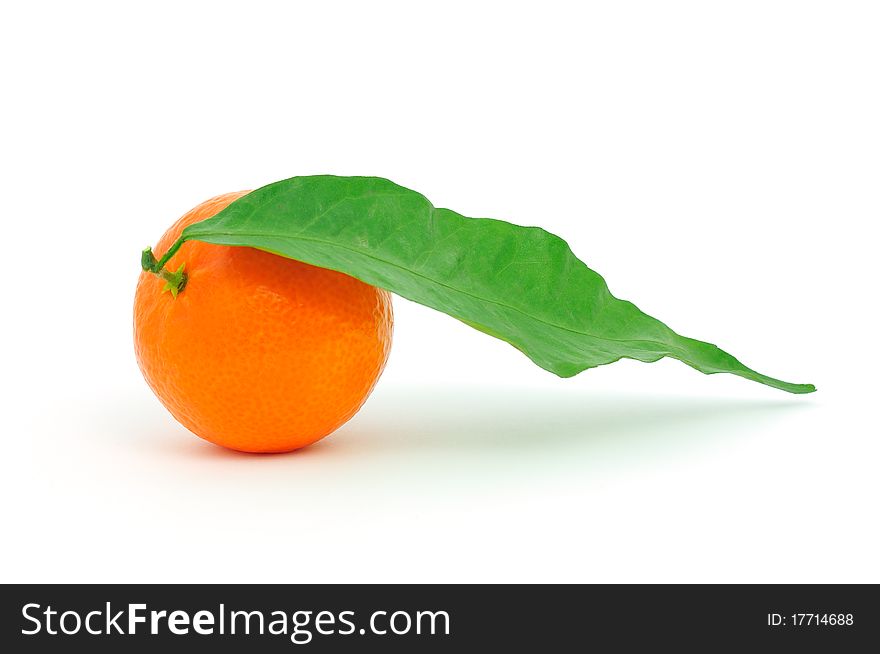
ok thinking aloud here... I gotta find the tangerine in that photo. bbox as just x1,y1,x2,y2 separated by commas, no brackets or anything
134,192,393,452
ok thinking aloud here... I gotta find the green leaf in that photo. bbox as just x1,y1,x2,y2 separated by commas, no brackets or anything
168,175,813,394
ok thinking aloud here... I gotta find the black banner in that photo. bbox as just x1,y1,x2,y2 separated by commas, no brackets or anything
1,584,876,651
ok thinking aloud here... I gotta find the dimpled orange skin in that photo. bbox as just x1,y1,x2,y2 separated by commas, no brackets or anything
134,192,393,453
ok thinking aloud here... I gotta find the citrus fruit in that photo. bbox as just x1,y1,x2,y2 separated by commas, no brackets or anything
133,192,393,453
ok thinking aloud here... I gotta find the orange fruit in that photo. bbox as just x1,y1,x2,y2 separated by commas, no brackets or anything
134,192,393,453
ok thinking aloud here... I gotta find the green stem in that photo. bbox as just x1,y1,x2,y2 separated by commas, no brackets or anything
153,237,187,273
141,239,188,297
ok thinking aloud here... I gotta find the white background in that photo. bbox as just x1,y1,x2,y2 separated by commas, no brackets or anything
1,1,877,583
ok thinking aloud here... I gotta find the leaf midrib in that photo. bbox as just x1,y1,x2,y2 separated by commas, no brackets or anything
184,228,684,353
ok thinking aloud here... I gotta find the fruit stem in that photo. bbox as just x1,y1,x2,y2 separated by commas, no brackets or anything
141,243,188,298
